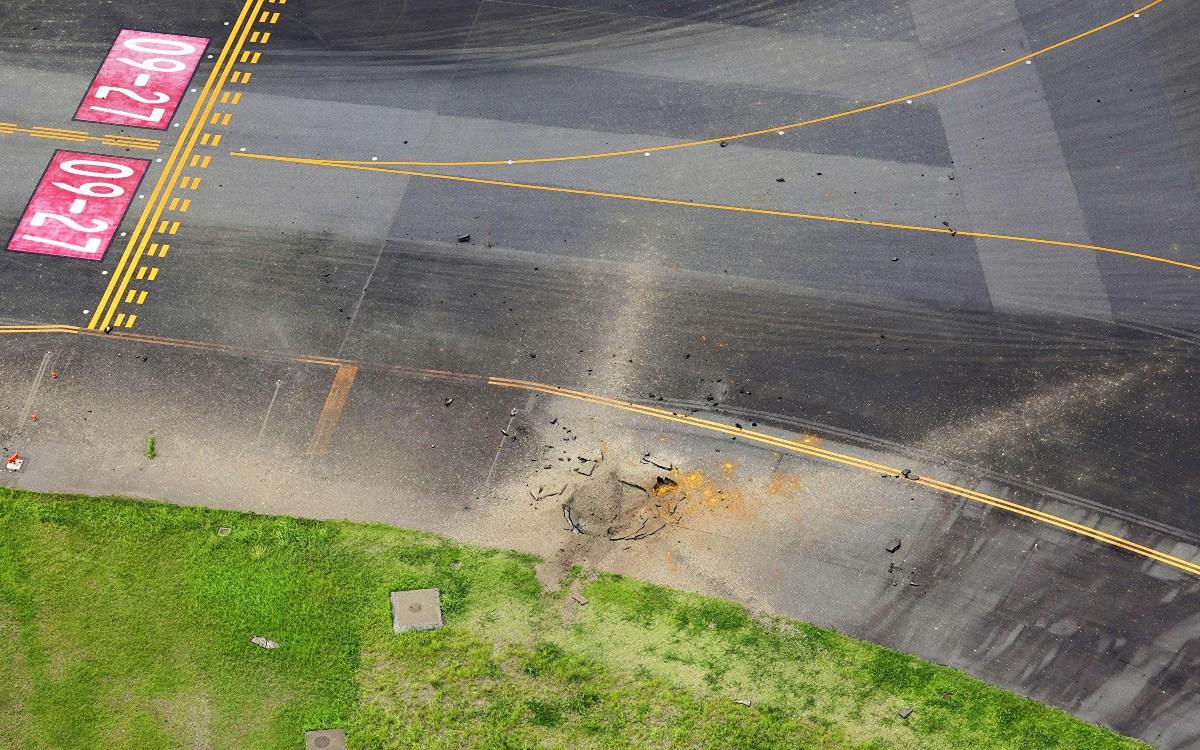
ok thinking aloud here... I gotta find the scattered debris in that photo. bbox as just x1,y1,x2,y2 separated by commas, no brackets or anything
250,635,280,649
6,453,23,472
942,692,953,701
450,560,462,570
886,538,901,553
563,504,584,534
719,141,728,147
103,325,113,334
570,592,588,605
641,453,673,471
49,370,58,379
443,397,454,407
390,589,444,632
574,461,597,476
898,707,913,719
531,483,568,501
457,233,471,243
510,407,518,417
217,527,231,537
775,177,785,183
901,468,917,479
734,699,752,707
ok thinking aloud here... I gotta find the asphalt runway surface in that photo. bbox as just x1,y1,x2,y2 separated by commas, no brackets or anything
2,0,1200,746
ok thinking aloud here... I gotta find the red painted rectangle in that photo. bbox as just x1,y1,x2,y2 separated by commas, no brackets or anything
6,150,150,261
74,29,209,130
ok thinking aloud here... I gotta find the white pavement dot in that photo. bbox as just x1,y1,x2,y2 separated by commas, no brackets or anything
906,99,913,104
207,54,214,59
778,130,785,135
1134,13,1140,17
173,123,180,127
371,156,378,161
102,271,108,276
507,159,513,164
156,158,162,162
120,232,127,237
191,88,197,93
224,21,230,25
83,310,90,315
643,152,650,156
1025,60,1031,64
239,147,246,152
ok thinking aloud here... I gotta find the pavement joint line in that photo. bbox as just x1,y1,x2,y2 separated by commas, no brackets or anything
0,122,160,151
270,0,1164,168
231,155,1200,273
0,322,1194,578
88,0,269,333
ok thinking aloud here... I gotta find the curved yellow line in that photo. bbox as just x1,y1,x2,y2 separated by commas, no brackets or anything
295,0,1162,167
488,376,1200,577
231,152,1200,273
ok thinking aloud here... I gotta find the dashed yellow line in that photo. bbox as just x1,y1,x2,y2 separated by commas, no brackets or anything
231,154,1200,273
89,0,267,332
0,122,160,151
287,0,1163,168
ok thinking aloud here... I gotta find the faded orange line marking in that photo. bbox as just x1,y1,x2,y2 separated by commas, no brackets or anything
305,364,358,455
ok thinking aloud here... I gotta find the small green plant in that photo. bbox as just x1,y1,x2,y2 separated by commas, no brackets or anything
144,432,157,459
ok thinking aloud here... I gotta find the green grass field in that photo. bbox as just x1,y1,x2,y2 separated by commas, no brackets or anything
0,488,1146,749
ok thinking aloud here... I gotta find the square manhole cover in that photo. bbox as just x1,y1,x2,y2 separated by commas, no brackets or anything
304,729,346,750
390,588,443,632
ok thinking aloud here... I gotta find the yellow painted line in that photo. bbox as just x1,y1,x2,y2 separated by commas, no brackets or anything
168,197,180,211
0,122,160,150
209,112,223,125
200,132,212,145
249,52,261,64
250,31,261,43
124,314,137,328
89,0,265,332
157,244,170,258
2,320,1189,576
302,0,1164,168
305,365,358,455
488,377,1200,577
125,289,137,304
0,324,81,335
147,243,160,257
221,113,232,126
167,221,180,235
233,154,1200,273
199,155,212,169
136,291,148,305
136,267,147,280
268,12,280,23
148,267,159,281
179,199,191,213
260,32,271,43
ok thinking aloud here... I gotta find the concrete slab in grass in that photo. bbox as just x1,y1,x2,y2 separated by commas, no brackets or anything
390,588,443,632
304,729,346,750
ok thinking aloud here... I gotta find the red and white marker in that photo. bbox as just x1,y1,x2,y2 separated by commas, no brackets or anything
6,150,149,261
75,29,209,130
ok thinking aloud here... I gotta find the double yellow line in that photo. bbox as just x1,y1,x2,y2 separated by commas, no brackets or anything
1,322,1196,577
0,122,160,151
489,377,1200,577
88,0,266,331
